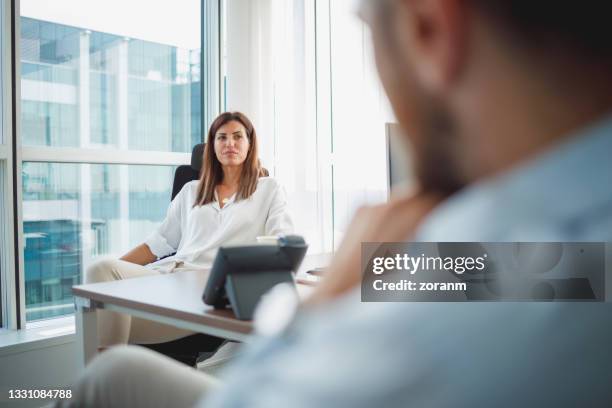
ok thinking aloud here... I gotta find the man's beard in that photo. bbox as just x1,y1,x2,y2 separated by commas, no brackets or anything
410,93,467,196
371,17,468,197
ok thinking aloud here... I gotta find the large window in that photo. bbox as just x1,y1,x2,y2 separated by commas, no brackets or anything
223,0,330,253
19,0,207,322
6,0,388,326
20,16,201,151
223,0,393,251
327,0,393,244
22,163,175,320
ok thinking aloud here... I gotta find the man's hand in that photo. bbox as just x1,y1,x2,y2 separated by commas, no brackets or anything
305,192,443,306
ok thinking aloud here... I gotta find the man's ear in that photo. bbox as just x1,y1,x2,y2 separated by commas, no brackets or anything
393,0,467,93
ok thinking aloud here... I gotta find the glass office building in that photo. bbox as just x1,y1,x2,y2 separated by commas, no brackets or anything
20,17,201,320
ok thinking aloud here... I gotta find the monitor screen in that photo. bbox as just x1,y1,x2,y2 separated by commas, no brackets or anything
385,123,415,196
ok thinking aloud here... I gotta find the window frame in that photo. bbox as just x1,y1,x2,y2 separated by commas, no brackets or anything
1,0,19,330
5,0,222,328
313,0,336,251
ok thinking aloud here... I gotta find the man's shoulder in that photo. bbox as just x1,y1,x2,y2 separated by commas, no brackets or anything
417,117,612,242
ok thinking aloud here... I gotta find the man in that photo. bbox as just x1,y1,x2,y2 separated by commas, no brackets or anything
58,0,612,406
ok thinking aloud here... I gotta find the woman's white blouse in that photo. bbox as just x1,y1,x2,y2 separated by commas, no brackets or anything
144,177,294,271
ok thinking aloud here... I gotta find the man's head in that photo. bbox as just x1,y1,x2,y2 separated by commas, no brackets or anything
361,0,612,195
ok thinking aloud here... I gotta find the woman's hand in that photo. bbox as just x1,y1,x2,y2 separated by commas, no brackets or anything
120,243,157,266
305,191,444,306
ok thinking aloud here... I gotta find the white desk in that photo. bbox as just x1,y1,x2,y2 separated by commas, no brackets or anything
72,254,330,368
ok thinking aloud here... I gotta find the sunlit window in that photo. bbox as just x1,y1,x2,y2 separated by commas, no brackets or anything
20,0,202,321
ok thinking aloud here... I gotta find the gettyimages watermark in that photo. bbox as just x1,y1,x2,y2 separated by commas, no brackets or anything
361,243,609,302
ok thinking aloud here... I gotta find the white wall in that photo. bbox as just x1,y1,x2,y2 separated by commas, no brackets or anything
0,339,78,408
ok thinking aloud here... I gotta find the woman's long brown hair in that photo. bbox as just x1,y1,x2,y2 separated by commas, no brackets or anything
194,112,266,206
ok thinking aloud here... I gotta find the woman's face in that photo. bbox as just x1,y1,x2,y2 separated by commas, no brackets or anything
214,120,250,168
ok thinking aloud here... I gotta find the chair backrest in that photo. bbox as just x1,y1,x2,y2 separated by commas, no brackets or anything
171,143,204,200
190,143,205,173
171,143,270,201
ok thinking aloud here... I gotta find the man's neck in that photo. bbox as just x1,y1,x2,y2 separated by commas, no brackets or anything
455,55,612,183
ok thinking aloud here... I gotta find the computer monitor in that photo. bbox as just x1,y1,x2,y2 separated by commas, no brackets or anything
385,122,415,196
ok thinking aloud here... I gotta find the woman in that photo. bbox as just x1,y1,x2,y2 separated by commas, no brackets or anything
86,111,294,349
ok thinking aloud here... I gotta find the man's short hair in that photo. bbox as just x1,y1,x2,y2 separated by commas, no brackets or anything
473,1,612,63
